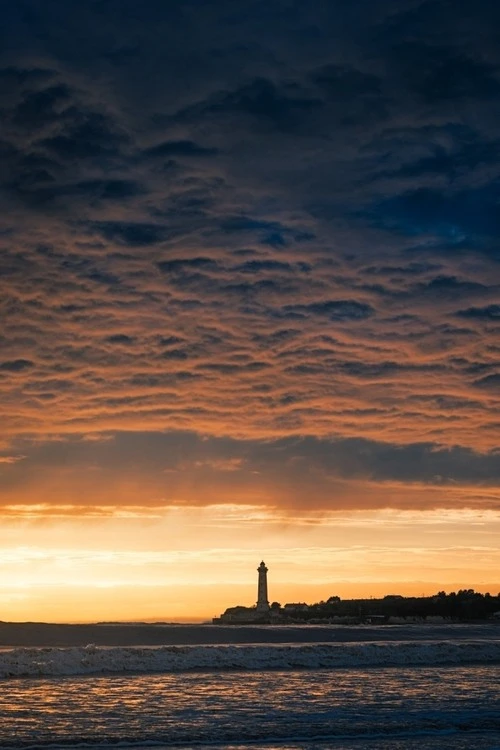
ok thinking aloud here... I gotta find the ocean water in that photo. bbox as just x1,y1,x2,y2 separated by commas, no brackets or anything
1,626,499,749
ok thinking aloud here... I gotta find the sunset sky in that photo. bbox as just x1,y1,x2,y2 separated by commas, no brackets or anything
1,0,499,622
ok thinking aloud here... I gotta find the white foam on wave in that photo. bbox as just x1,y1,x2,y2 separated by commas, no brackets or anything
1,640,499,678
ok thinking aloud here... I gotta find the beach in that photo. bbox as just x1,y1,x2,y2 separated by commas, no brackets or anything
1,620,498,647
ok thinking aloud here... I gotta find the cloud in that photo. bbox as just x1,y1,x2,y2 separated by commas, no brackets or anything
1,0,499,518
157,257,218,274
15,179,146,209
308,64,387,124
473,374,500,391
143,140,219,159
285,300,374,321
0,432,498,514
90,221,168,246
172,77,322,132
359,184,500,254
0,455,26,465
0,359,35,372
105,334,136,345
456,304,500,320
391,43,500,104
40,112,127,161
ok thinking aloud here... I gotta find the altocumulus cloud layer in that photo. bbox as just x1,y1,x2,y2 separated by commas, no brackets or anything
0,0,499,511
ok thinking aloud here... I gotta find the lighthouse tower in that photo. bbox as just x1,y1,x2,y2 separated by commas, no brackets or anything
256,560,270,612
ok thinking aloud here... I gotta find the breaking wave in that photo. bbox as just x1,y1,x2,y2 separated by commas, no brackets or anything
1,639,499,678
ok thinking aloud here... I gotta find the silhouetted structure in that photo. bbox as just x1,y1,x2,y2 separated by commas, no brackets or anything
256,561,269,612
213,561,271,623
277,589,500,624
213,566,500,625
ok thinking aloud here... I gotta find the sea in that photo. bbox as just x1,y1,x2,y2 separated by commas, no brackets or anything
1,623,499,750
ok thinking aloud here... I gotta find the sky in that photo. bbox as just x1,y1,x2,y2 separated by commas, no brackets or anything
0,0,499,622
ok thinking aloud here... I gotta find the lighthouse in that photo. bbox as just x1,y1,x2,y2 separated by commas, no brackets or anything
213,560,272,623
256,560,270,612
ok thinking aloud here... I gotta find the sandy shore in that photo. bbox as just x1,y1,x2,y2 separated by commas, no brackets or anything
0,621,497,647
0,622,343,647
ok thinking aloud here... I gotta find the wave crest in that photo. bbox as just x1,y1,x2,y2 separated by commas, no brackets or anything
1,640,499,678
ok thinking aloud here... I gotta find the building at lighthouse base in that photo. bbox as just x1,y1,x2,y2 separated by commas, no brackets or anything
213,605,271,624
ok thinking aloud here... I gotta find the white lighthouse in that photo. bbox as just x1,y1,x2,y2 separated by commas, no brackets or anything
256,560,270,612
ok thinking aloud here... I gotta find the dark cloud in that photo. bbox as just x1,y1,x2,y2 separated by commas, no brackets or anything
391,43,500,104
310,65,382,100
278,435,500,485
91,221,168,246
221,216,288,235
70,179,144,201
105,334,135,345
0,359,34,372
0,431,498,510
12,178,145,208
337,361,441,379
0,66,56,85
85,268,120,286
286,301,374,321
362,184,500,255
378,136,500,182
1,0,499,514
40,112,128,161
473,374,500,391
12,84,71,129
456,304,500,320
309,64,387,124
173,77,322,132
143,140,219,159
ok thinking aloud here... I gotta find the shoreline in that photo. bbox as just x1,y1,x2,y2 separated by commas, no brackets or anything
0,620,497,648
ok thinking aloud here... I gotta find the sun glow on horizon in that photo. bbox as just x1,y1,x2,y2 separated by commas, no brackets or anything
1,504,499,622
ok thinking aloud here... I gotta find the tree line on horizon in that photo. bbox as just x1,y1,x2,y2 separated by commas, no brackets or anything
270,589,500,622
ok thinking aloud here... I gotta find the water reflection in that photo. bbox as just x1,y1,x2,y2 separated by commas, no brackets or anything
0,666,498,747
